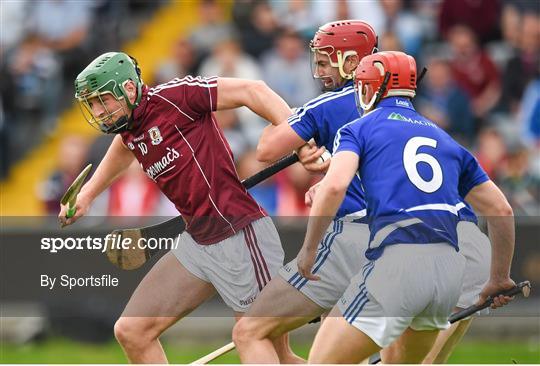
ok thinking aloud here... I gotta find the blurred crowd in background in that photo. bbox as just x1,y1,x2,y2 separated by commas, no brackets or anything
1,0,539,217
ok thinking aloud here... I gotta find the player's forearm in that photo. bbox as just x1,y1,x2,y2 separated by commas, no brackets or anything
80,135,134,201
465,181,515,279
256,125,305,162
485,215,515,280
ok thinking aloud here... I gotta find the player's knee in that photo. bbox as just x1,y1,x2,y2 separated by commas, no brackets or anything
232,318,251,345
114,318,138,347
233,317,263,345
114,317,154,348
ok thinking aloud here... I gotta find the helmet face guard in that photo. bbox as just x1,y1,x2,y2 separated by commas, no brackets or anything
310,49,343,91
354,51,417,112
310,43,361,81
75,52,143,134
77,84,131,134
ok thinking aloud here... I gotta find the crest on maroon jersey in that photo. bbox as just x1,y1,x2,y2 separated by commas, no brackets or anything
148,126,163,145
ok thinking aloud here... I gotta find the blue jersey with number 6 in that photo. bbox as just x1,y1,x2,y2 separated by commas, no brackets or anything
334,97,489,260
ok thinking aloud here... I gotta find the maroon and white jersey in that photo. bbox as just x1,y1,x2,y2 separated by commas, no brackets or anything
120,76,266,245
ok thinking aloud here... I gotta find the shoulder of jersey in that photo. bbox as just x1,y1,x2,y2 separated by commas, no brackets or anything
357,107,384,123
148,75,217,97
288,85,355,124
305,85,355,108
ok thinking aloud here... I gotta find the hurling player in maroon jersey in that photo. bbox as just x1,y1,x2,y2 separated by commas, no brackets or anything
59,52,303,363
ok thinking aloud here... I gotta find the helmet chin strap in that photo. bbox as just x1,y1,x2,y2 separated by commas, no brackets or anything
102,115,134,134
373,72,391,106
336,50,355,80
101,94,137,134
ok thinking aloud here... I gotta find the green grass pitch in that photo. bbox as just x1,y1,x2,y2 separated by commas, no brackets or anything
2,338,539,363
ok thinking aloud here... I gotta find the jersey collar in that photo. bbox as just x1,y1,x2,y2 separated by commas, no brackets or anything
378,96,415,110
131,85,149,121
334,80,354,92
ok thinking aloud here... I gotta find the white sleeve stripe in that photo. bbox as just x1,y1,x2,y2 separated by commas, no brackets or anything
154,75,217,88
208,77,214,111
303,86,354,108
149,76,217,95
149,81,217,96
404,202,466,216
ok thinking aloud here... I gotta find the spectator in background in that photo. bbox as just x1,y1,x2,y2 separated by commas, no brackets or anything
0,0,28,54
199,37,266,147
497,142,540,216
87,1,130,55
520,78,540,147
0,99,7,179
499,12,540,115
199,37,261,83
501,3,522,49
38,135,89,214
269,0,319,39
312,0,377,27
475,127,507,180
486,3,523,71
3,34,62,135
378,0,424,56
3,0,92,138
27,0,93,81
154,38,198,85
189,0,235,62
504,0,540,14
379,32,403,52
416,57,475,145
261,29,318,107
448,25,501,123
439,0,501,44
234,1,281,59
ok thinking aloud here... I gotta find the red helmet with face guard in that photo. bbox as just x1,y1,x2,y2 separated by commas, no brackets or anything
354,51,417,111
310,20,378,80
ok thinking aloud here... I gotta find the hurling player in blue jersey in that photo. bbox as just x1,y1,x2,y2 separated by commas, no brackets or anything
233,20,378,363
299,51,516,363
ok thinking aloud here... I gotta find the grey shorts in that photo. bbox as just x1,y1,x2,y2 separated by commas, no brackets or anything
280,220,370,309
173,217,284,312
338,243,466,348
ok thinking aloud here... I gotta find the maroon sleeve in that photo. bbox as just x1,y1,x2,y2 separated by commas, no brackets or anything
182,75,218,114
148,76,218,119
